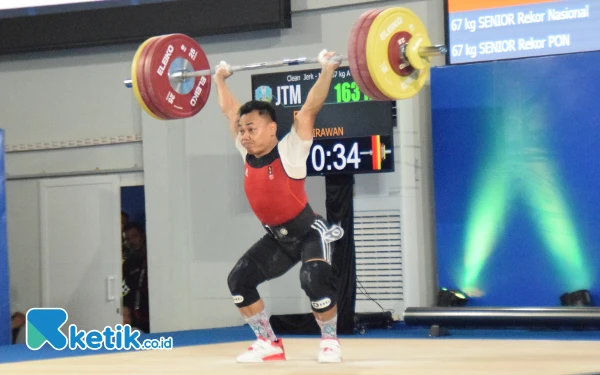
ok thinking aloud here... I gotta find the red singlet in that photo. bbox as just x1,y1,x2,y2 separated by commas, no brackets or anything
235,127,313,226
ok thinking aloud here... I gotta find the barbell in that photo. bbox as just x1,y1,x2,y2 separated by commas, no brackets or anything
124,7,447,120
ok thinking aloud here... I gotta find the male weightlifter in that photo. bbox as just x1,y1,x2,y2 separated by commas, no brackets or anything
213,50,344,363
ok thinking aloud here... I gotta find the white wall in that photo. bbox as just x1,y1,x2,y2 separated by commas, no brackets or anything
3,0,445,334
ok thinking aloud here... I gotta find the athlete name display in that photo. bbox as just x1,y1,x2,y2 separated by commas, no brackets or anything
251,66,395,176
446,0,599,64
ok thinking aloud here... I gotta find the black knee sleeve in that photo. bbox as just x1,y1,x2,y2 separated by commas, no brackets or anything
227,256,263,308
300,261,337,313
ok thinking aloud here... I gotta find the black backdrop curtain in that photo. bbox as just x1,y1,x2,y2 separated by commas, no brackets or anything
325,173,357,334
270,174,356,334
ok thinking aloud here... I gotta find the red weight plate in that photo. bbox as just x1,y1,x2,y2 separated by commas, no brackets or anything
356,9,391,101
142,34,183,119
142,34,182,120
348,9,387,101
137,36,171,119
131,37,164,119
143,34,211,119
388,31,416,77
348,10,374,100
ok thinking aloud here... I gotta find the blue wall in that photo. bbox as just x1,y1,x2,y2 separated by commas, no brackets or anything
0,130,10,345
431,51,600,306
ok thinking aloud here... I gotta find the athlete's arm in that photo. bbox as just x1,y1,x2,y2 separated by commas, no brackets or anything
214,61,241,140
278,127,312,178
293,50,340,141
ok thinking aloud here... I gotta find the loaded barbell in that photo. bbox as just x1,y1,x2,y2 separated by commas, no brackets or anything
124,7,447,120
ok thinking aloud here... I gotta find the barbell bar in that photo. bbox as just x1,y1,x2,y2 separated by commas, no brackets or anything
122,42,446,89
124,7,447,120
123,55,347,89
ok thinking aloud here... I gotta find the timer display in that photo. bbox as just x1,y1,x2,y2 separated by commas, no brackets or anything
307,135,394,176
251,66,396,176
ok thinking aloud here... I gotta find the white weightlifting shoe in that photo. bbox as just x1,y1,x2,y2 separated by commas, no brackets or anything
236,337,286,363
318,338,342,363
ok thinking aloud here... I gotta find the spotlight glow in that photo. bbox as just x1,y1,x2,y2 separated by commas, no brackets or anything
460,95,591,293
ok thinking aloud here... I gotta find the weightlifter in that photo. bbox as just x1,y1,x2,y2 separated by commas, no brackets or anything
213,49,345,363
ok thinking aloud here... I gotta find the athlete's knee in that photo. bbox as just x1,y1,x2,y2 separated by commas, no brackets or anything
227,256,261,308
299,260,337,313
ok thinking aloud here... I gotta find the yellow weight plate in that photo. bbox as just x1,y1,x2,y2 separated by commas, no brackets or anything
365,7,430,100
405,34,432,71
131,37,163,120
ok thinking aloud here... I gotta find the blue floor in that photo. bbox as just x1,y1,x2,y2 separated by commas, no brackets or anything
1,322,599,364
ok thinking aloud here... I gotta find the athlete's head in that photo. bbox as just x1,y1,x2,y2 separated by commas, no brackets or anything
238,100,278,157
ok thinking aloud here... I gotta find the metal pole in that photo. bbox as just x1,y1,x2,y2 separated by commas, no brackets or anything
403,307,600,327
7,167,144,181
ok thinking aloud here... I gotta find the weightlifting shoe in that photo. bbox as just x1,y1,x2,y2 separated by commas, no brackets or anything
318,338,342,363
236,337,286,363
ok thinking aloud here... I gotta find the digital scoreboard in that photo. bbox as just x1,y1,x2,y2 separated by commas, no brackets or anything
251,66,396,176
446,0,600,64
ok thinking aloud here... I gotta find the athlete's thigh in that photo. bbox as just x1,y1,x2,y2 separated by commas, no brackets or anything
244,234,301,280
300,225,332,264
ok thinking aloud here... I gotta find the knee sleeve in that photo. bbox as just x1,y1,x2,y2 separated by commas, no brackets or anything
300,261,337,313
227,256,264,308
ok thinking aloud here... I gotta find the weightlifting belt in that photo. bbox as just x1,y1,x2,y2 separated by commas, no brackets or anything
263,204,316,240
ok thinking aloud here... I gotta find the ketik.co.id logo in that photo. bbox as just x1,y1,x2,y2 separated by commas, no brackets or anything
26,308,69,350
25,308,170,351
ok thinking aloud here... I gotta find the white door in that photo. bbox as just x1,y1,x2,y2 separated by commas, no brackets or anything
40,175,122,332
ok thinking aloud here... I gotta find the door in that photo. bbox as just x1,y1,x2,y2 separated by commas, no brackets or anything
40,175,122,332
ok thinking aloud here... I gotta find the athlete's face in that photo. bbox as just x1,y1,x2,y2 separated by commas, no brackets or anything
238,110,277,157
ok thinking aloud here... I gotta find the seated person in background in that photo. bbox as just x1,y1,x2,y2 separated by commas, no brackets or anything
122,305,131,325
121,306,143,334
122,223,150,333
11,312,25,344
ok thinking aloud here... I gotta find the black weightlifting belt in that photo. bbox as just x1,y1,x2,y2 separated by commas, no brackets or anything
263,204,316,240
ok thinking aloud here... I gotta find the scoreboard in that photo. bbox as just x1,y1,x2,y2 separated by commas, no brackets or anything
446,0,600,64
251,66,396,176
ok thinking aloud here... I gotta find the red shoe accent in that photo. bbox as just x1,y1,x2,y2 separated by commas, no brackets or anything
268,338,286,359
262,352,286,361
246,337,286,361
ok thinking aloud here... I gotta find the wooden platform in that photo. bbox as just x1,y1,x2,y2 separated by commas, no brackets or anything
1,338,599,374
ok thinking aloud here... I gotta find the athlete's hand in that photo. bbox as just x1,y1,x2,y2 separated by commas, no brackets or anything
318,49,341,72
214,60,233,82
